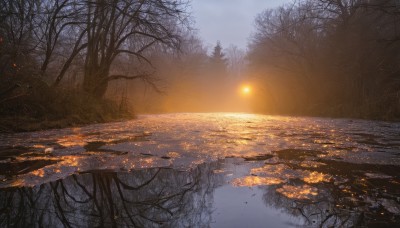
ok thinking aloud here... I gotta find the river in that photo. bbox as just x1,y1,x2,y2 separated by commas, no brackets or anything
0,113,400,227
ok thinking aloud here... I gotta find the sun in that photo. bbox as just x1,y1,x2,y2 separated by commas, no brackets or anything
241,85,252,95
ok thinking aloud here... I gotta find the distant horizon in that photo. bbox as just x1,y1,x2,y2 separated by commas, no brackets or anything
191,0,292,51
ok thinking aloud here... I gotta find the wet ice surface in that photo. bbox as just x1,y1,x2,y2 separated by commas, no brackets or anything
0,113,400,227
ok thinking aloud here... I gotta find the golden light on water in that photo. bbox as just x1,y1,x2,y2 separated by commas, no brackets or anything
276,185,318,200
232,176,284,187
302,171,331,184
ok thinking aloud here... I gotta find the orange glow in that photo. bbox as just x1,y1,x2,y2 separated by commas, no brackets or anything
31,169,45,177
232,176,284,187
302,171,331,183
57,134,85,147
240,85,252,96
276,185,318,199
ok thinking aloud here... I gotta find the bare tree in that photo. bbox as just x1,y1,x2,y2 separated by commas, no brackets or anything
36,0,86,78
0,0,40,77
225,45,247,79
79,0,188,98
248,0,400,118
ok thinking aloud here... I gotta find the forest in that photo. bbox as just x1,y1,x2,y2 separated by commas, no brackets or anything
248,0,400,119
1,2,400,226
1,0,400,132
0,0,191,131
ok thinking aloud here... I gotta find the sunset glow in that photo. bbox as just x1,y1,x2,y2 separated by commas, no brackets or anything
241,85,251,95
0,0,398,226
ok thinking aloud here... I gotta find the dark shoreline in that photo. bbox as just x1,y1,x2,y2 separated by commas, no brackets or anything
1,111,399,133
0,115,133,133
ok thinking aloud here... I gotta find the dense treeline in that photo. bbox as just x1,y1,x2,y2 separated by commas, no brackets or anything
248,0,400,119
2,0,398,131
0,0,188,131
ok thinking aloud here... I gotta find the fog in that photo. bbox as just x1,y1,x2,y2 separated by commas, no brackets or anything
110,40,252,113
1,0,400,121
115,0,400,119
1,1,400,226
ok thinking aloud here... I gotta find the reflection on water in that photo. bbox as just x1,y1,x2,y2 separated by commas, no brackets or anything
0,163,222,227
0,113,400,227
232,176,284,186
1,158,399,227
276,184,318,200
302,171,331,184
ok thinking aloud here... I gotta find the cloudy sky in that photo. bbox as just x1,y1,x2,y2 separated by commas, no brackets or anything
191,0,291,51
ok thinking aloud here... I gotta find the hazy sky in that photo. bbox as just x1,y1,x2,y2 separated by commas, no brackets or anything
191,0,292,51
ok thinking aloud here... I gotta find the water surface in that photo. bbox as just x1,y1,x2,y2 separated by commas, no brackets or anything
1,113,399,227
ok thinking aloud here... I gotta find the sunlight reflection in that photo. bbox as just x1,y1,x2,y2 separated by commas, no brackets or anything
221,113,259,119
251,164,296,180
57,134,86,147
302,171,331,184
9,179,24,188
53,168,61,173
31,169,45,177
1,113,399,195
32,144,46,149
59,156,80,167
276,185,318,200
16,156,59,162
299,160,326,168
232,176,284,187
166,152,181,158
132,157,158,169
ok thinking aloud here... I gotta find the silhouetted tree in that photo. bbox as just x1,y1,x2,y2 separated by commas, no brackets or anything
209,41,227,75
248,0,400,119
225,45,247,79
77,0,188,98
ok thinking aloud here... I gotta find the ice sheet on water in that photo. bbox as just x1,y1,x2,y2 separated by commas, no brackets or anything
0,113,399,188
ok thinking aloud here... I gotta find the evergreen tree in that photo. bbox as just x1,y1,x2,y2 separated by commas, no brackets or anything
209,41,227,74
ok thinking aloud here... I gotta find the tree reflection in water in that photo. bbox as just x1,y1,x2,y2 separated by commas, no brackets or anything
257,159,400,227
1,157,400,227
0,162,224,227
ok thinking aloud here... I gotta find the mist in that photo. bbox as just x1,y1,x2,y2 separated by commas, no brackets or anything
116,0,400,120
246,0,400,119
109,39,252,114
1,1,400,227
108,0,400,119
1,0,400,128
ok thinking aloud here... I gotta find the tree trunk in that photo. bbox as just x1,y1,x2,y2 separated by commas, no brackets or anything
83,65,109,98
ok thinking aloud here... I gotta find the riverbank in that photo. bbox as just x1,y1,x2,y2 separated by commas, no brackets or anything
253,103,400,123
0,115,132,133
0,88,134,133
